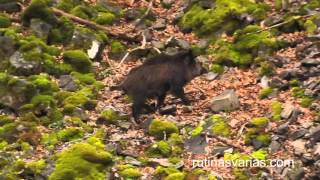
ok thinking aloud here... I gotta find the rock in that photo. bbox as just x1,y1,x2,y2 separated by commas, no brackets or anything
269,140,281,153
161,0,174,8
182,105,193,113
281,103,295,119
290,129,307,140
125,156,142,166
59,75,79,92
260,76,269,88
314,144,320,161
164,47,179,55
97,0,121,14
124,9,141,21
301,153,314,165
310,125,320,143
197,39,209,49
151,41,165,49
277,123,289,135
71,29,96,50
9,51,40,75
289,108,300,123
210,89,240,112
30,19,52,40
204,72,219,81
306,34,320,41
118,121,132,130
173,11,184,24
0,2,21,13
159,105,177,115
199,0,215,9
0,36,16,58
153,18,166,30
87,40,102,59
301,58,320,66
252,139,264,149
288,167,305,180
270,77,288,90
72,107,88,120
212,146,232,157
176,39,190,49
291,139,307,155
184,135,207,154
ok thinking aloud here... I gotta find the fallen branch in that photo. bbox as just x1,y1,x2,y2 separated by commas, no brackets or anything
248,13,319,35
118,31,147,67
51,7,140,43
133,0,155,27
206,133,248,153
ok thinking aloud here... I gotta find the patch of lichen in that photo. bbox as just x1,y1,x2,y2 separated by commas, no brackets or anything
63,50,92,73
21,0,58,26
148,118,179,139
181,0,270,37
49,139,113,180
210,25,278,67
244,117,270,148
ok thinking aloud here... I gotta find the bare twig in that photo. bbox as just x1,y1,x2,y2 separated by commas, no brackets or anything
133,0,155,26
51,7,140,43
118,31,147,67
206,133,248,153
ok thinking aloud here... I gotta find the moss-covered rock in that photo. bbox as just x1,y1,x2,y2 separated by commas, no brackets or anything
154,166,181,179
56,0,81,12
304,19,317,35
251,117,269,128
118,165,142,179
209,115,231,137
210,64,224,74
57,128,84,142
70,5,96,20
300,96,314,108
21,0,58,26
26,159,46,175
244,117,270,148
109,41,126,59
95,12,116,25
181,0,270,36
49,141,113,180
148,119,179,139
165,172,185,180
259,87,275,99
48,17,75,44
258,61,274,76
271,101,282,121
147,140,172,157
0,14,11,28
63,50,92,73
97,109,128,125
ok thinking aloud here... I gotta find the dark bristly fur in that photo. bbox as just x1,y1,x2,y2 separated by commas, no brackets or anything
110,50,207,122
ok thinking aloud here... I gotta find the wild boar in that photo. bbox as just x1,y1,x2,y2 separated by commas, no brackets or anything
111,49,207,122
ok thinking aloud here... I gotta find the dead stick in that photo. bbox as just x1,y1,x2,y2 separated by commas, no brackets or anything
206,133,248,153
51,7,140,43
133,0,155,26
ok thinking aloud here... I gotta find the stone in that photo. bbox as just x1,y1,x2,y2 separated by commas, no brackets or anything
30,18,52,40
0,2,21,13
310,125,320,143
288,108,300,123
269,140,281,153
277,123,289,135
306,34,320,41
184,135,207,154
118,121,132,130
212,146,232,157
87,40,102,59
125,156,142,166
161,0,174,8
301,58,320,66
197,39,209,49
124,9,141,21
0,36,16,58
159,105,177,115
288,167,305,180
151,41,165,49
153,18,166,30
59,75,79,92
71,29,96,50
281,103,295,119
176,39,190,49
290,129,307,140
301,153,314,165
260,76,269,88
9,51,40,76
291,139,307,155
210,89,240,112
164,47,179,56
204,72,219,81
314,144,320,161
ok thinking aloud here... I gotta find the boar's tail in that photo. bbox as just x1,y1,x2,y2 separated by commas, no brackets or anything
109,85,122,91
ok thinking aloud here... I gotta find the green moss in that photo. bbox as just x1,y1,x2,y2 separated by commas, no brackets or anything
95,12,116,25
181,1,269,36
148,140,172,157
28,74,58,93
26,159,46,174
291,87,305,98
233,168,249,180
251,117,269,128
304,19,317,35
258,61,273,76
251,149,268,160
210,64,224,74
57,128,84,142
41,132,59,148
148,119,179,139
71,72,96,85
118,166,142,179
190,125,204,136
259,87,274,99
224,152,251,167
301,96,314,108
165,172,185,180
98,109,127,124
49,141,113,180
49,17,75,44
168,133,184,146
154,166,180,178
63,50,92,73
271,101,282,121
70,5,96,20
19,36,60,56
0,14,11,28
22,0,57,26
0,140,8,150
57,0,81,12
256,133,271,144
209,115,231,137
110,41,125,54
289,79,300,87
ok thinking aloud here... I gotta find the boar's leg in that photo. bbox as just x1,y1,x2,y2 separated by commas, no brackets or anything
132,96,146,123
156,94,166,109
172,87,190,105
